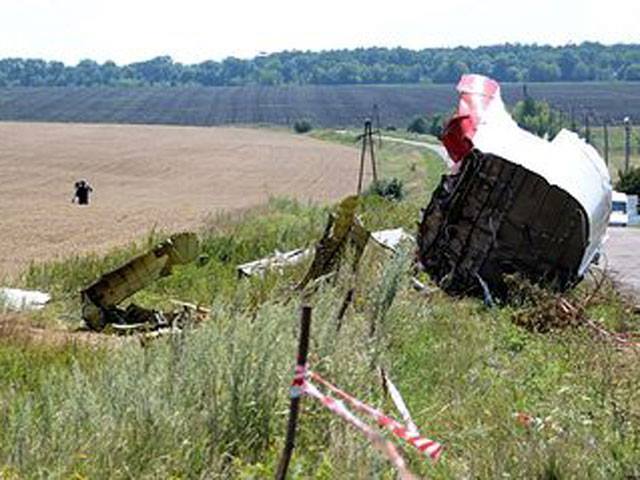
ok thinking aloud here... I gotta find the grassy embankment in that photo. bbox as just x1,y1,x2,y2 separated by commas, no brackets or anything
1,131,639,479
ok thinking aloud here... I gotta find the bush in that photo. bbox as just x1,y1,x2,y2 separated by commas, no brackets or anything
384,125,397,131
512,96,567,138
428,114,445,138
293,119,312,133
407,115,445,137
615,166,640,195
365,177,405,201
407,116,428,134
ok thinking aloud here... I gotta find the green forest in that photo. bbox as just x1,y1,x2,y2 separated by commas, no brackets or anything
2,43,640,87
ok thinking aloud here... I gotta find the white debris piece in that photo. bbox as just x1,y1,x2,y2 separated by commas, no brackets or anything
371,228,414,252
0,288,51,311
237,248,313,277
238,228,413,278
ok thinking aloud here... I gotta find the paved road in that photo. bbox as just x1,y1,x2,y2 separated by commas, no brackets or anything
603,227,640,299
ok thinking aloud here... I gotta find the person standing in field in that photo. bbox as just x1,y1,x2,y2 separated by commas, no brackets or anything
72,179,94,205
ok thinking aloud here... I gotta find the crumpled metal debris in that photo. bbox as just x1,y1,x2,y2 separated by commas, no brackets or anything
237,228,413,279
418,74,611,298
296,196,369,291
237,248,313,278
0,288,51,311
81,232,200,331
371,228,413,253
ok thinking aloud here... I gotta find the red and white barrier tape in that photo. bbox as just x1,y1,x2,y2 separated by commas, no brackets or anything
288,364,443,477
310,372,443,461
290,364,306,398
303,380,417,480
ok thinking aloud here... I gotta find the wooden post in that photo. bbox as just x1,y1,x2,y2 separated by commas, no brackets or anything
275,306,312,480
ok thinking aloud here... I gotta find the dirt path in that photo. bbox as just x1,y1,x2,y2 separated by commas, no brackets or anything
0,123,363,278
603,227,640,300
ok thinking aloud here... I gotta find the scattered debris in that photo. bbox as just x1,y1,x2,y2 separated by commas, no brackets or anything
296,196,369,291
371,228,413,252
81,232,201,331
0,288,51,311
409,276,437,294
514,412,564,434
418,74,612,298
237,248,312,278
235,228,411,279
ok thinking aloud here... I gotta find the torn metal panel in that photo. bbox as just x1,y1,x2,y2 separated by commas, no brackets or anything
81,232,199,330
0,288,51,311
420,74,611,297
296,196,369,290
237,248,312,277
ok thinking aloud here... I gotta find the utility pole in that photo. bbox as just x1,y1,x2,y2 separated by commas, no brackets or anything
357,119,379,195
584,111,591,144
603,119,609,166
570,107,577,132
624,116,632,174
372,103,382,148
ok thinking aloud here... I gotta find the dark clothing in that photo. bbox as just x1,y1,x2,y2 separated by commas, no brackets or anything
73,181,93,205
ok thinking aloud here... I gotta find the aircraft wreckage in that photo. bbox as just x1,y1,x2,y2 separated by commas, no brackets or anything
81,232,203,331
417,74,612,297
79,75,612,332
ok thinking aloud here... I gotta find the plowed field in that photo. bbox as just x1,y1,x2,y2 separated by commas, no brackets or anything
0,122,361,277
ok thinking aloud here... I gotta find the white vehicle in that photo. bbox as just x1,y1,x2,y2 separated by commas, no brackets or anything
610,191,640,226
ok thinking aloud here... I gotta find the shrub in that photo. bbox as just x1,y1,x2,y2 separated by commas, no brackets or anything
365,177,405,201
429,114,445,138
512,96,567,138
615,166,640,196
407,116,428,134
293,119,312,133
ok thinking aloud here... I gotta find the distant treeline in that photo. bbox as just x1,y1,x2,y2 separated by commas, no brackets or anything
2,43,640,87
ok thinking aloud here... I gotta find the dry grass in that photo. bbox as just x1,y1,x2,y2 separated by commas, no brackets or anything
0,122,364,278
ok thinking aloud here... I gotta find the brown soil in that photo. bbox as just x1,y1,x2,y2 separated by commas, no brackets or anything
0,122,362,278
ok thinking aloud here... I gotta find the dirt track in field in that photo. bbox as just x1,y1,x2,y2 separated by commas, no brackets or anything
0,122,362,278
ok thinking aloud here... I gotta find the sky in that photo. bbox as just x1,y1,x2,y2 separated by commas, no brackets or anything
2,0,639,65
